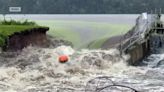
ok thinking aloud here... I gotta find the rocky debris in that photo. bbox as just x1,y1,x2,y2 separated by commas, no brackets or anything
47,35,73,48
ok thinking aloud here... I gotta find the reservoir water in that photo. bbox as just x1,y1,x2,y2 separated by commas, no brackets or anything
0,15,164,92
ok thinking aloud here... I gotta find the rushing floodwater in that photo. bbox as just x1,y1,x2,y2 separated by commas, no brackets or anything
0,46,164,92
1,14,164,92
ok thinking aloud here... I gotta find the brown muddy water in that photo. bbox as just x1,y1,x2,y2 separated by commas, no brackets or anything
0,46,164,92
1,15,164,92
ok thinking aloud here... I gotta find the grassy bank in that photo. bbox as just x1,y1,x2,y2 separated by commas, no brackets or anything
0,20,48,47
36,20,131,49
0,25,47,47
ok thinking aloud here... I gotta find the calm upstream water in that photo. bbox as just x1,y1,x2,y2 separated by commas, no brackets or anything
0,14,138,24
0,15,164,92
0,14,138,48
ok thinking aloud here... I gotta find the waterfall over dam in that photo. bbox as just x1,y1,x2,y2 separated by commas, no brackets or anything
1,14,164,92
118,13,164,66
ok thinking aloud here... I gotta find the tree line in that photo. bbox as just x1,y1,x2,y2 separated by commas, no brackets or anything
0,0,163,14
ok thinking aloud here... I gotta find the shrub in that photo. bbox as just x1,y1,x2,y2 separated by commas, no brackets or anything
0,19,37,26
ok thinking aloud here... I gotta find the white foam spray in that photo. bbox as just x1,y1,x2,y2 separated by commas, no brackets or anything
0,46,164,92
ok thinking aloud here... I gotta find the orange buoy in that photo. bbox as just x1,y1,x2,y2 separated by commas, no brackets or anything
58,55,69,63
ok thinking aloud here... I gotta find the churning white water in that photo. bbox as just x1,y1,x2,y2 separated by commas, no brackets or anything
0,46,164,92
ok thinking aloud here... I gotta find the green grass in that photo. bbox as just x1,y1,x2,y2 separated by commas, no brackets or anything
36,20,81,47
36,20,132,49
87,37,109,49
48,26,80,47
0,25,47,47
0,25,40,36
0,19,130,49
0,19,37,26
0,19,48,47
87,24,130,49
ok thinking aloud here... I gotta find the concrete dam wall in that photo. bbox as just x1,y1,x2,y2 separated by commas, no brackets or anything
102,13,164,65
122,13,164,65
125,41,150,65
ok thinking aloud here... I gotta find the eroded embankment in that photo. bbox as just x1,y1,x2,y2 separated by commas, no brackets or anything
3,27,49,51
0,46,164,92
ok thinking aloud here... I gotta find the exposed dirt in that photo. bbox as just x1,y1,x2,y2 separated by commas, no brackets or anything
4,28,49,51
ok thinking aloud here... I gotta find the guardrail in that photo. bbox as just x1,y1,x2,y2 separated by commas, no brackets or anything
120,14,159,52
